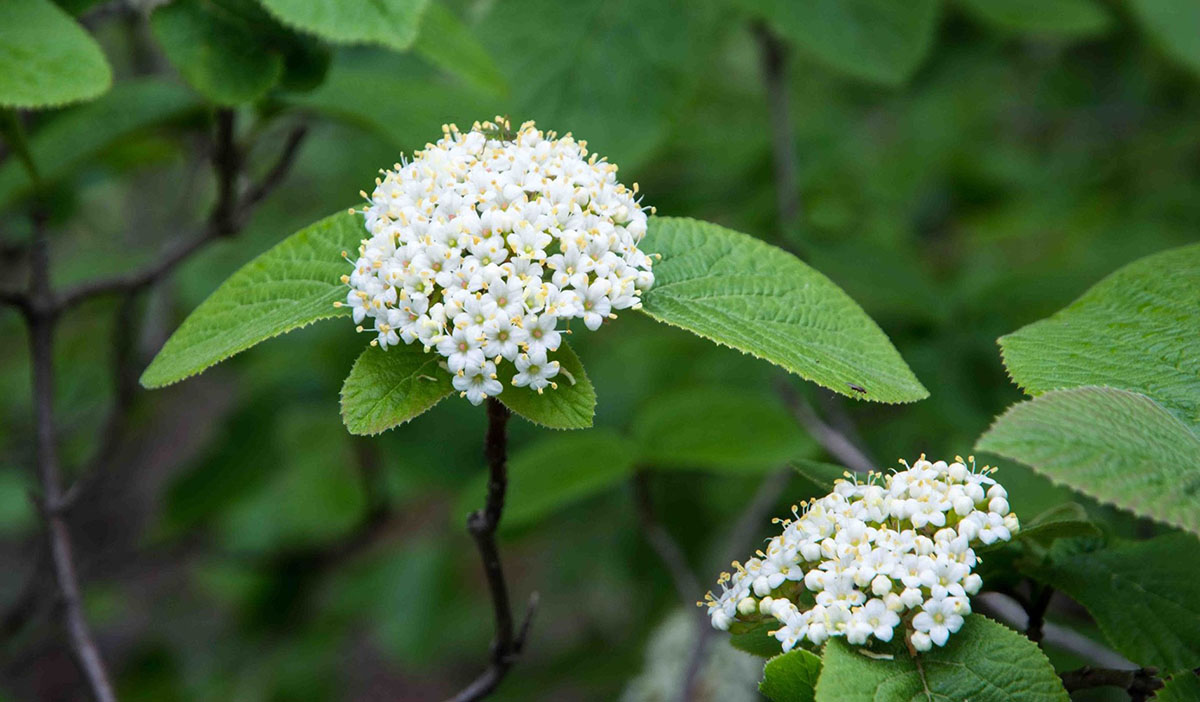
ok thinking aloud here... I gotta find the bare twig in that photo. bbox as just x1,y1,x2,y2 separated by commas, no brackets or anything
633,471,703,605
753,21,800,236
1024,584,1053,645
1059,666,1163,700
447,399,537,702
777,381,875,474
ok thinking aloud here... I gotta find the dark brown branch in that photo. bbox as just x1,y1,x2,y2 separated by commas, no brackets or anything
239,125,309,213
1059,666,1163,700
447,399,537,702
777,381,875,473
754,21,801,237
633,471,703,605
27,212,117,702
1025,584,1053,645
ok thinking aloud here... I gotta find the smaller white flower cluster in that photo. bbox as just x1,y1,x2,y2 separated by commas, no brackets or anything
704,456,1018,654
339,117,655,405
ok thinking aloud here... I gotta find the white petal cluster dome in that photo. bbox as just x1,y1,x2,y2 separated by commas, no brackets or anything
342,117,655,404
704,456,1019,653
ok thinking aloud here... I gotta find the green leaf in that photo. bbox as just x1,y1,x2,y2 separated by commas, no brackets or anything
0,0,112,109
1156,673,1200,702
977,386,1200,536
731,619,787,658
640,217,927,403
340,344,453,436
743,0,938,86
791,459,850,493
413,3,506,95
150,0,289,105
256,0,429,52
634,387,814,474
1026,534,1200,672
495,342,595,430
0,78,200,210
958,0,1110,37
999,242,1200,432
1016,502,1101,544
141,211,363,389
814,616,1068,702
1128,0,1200,76
455,430,637,530
760,649,822,702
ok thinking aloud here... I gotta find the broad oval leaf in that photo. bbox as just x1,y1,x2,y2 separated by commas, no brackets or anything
495,341,595,430
634,387,815,474
455,430,636,530
0,0,112,109
999,242,1200,431
760,649,821,702
741,0,938,86
340,344,453,435
1025,534,1200,672
257,0,429,52
1128,0,1200,77
814,616,1068,701
640,217,927,403
141,211,363,388
977,386,1200,536
412,3,506,96
959,0,1110,37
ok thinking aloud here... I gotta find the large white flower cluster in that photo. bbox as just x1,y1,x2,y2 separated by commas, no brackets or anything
704,457,1018,653
341,117,654,404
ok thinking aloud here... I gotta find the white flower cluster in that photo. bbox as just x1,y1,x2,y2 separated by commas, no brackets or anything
340,117,655,405
704,456,1019,654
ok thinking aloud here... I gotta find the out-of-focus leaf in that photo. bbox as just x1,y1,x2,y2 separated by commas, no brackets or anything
256,0,429,52
141,211,361,388
640,217,928,403
1128,0,1200,76
340,344,452,435
635,387,813,474
760,649,821,702
999,242,1200,431
0,469,34,535
413,3,506,95
0,79,200,210
959,0,1110,37
0,0,112,109
1017,502,1101,544
743,0,938,86
456,430,636,530
495,342,595,430
815,616,1068,701
1026,534,1200,672
791,460,849,492
977,386,1200,535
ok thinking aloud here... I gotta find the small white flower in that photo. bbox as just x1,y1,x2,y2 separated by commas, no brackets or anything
512,350,560,392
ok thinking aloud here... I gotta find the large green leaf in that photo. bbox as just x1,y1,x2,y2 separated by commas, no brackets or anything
256,0,429,52
814,616,1068,701
412,3,506,95
1128,0,1200,76
958,0,1110,36
141,211,363,388
640,217,927,403
1156,673,1200,702
340,344,453,435
977,386,1200,535
0,79,200,210
999,242,1200,431
1026,534,1200,672
761,649,822,702
0,0,112,109
455,430,637,530
743,0,938,86
634,387,814,474
495,342,595,430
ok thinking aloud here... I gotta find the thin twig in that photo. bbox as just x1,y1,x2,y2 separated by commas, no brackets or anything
1025,584,1053,645
777,381,875,474
447,399,537,702
632,471,703,605
753,21,801,237
1059,666,1163,700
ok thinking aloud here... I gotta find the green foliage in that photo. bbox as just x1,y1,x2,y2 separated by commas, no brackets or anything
1016,502,1100,545
760,649,821,702
791,459,848,492
1127,0,1200,76
141,211,362,388
340,345,452,435
977,386,1200,535
456,430,636,530
0,79,200,210
958,0,1110,36
999,242,1200,431
256,0,429,52
1156,673,1200,702
640,217,927,404
412,3,506,95
634,387,813,474
730,620,787,658
1026,534,1200,672
814,616,1068,701
0,0,112,109
495,342,596,430
744,0,938,86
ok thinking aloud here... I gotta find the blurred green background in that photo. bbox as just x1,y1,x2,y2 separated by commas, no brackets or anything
1,0,1198,700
